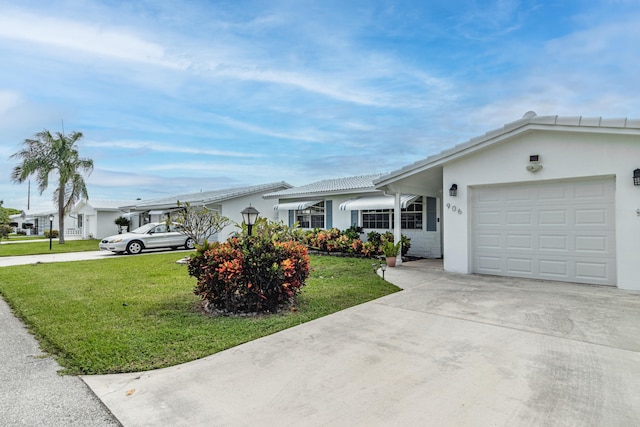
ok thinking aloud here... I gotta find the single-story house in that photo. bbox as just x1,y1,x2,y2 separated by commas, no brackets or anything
263,174,441,258
119,182,292,242
9,210,72,237
374,112,640,290
9,210,58,236
71,199,136,239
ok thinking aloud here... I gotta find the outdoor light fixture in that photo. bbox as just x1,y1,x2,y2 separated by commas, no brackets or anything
380,263,387,280
634,169,640,186
241,205,260,236
48,214,54,251
449,184,458,197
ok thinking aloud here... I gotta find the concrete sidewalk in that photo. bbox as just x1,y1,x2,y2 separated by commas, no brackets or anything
83,262,640,426
0,296,120,426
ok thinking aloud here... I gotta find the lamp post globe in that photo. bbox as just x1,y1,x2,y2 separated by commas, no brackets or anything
241,206,260,236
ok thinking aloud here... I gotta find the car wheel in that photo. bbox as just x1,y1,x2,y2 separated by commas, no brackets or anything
185,238,196,249
126,241,143,255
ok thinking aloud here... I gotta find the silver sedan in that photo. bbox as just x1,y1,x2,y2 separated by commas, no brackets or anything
99,222,196,254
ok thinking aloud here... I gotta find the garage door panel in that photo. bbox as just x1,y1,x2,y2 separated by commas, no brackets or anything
539,259,569,277
539,209,568,225
574,208,608,225
477,233,501,249
574,181,610,199
575,261,609,281
506,188,533,201
506,234,532,249
575,235,609,253
506,258,533,274
477,211,501,225
477,256,502,272
539,234,568,251
472,178,616,286
537,185,567,200
506,210,532,225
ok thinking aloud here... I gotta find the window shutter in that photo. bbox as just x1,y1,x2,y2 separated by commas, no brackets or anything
426,197,437,231
351,210,358,226
325,200,333,228
288,210,294,227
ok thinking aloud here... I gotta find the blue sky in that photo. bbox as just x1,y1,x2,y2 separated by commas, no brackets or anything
1,0,639,211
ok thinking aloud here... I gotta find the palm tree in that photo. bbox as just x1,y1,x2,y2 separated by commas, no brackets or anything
10,130,94,244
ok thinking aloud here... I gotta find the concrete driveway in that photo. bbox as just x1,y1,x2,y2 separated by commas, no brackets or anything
83,261,640,426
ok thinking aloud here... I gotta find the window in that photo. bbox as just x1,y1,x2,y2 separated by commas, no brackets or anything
296,201,324,228
362,209,391,229
401,200,423,229
361,199,425,230
77,214,83,228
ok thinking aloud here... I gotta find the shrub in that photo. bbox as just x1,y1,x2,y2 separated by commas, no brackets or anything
0,224,12,240
189,226,310,315
44,229,59,238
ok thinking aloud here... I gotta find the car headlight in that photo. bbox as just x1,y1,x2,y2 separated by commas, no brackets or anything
108,238,123,243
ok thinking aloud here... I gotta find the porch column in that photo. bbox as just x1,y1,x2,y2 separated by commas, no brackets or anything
394,191,402,266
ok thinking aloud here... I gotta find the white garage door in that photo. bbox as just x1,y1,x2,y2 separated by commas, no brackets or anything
471,178,616,286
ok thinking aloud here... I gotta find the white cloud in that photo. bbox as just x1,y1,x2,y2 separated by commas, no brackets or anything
0,10,187,69
84,140,263,158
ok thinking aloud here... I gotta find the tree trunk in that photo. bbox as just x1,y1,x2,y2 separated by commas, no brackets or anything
58,180,65,244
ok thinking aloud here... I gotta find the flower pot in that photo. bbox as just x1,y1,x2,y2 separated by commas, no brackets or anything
386,256,397,267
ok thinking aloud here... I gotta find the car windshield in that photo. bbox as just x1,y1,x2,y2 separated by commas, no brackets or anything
130,223,157,234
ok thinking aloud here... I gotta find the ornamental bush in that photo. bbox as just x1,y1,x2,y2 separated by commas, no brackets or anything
302,227,410,258
44,229,59,238
189,224,310,315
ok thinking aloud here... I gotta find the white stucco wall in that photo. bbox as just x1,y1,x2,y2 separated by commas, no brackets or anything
442,130,640,290
217,194,289,241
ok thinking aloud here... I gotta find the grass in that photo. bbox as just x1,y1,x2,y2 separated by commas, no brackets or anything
5,234,46,241
0,239,101,256
0,253,399,375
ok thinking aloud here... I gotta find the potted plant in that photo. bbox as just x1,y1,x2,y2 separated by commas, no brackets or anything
382,240,402,267
114,216,130,234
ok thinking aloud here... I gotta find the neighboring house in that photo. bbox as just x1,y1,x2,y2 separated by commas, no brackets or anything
374,112,640,290
10,210,64,237
71,199,136,239
119,182,292,242
263,174,441,258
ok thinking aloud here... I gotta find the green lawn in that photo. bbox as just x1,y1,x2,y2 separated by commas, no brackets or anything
0,239,101,256
0,253,399,375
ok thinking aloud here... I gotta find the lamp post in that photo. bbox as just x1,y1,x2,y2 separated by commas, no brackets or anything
241,206,260,236
48,214,54,251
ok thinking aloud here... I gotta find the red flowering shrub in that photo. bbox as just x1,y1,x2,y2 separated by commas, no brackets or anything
189,231,310,314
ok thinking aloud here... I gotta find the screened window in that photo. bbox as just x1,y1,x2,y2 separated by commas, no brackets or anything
296,201,325,228
361,199,424,230
362,210,391,229
400,199,423,229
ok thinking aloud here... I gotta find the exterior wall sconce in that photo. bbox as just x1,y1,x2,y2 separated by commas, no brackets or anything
634,169,640,186
241,205,260,236
449,184,458,197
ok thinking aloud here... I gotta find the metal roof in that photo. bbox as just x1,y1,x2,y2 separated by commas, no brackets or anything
122,182,292,210
263,174,386,199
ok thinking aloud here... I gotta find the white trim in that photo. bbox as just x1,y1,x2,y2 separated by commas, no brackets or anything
338,194,419,211
273,201,322,211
